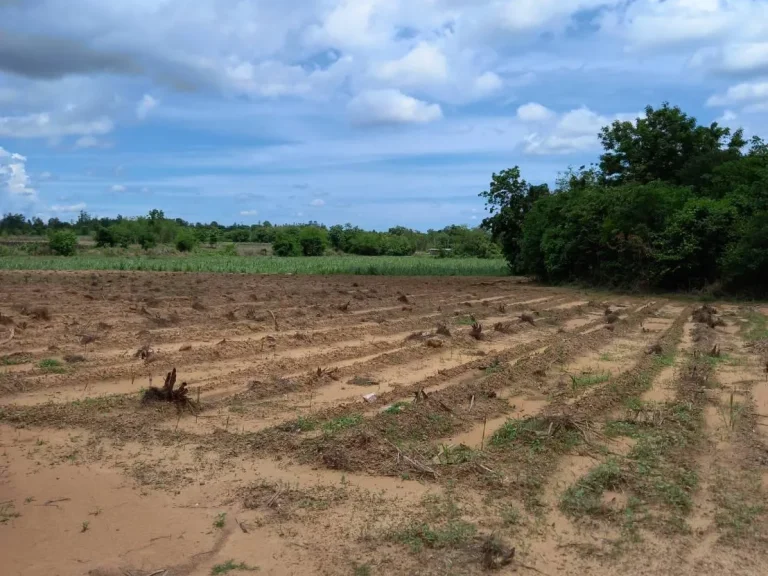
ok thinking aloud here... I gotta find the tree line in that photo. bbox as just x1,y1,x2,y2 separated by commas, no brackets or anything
480,103,768,296
0,209,500,259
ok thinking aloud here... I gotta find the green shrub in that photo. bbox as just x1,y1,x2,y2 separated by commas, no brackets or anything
94,227,116,247
299,226,328,256
49,231,77,256
175,230,198,252
221,243,238,256
272,232,301,257
138,232,158,250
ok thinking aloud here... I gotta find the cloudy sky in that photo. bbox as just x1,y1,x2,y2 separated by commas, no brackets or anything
2,0,768,230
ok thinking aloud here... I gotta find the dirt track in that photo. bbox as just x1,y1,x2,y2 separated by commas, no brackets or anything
1,271,766,575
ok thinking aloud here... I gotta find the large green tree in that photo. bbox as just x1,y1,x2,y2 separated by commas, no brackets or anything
599,103,744,187
479,168,548,269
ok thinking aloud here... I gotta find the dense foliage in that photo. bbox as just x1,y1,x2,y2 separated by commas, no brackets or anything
1,210,498,259
480,103,768,296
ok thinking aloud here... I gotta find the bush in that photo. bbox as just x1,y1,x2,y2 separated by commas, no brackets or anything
49,230,78,256
94,227,116,247
272,232,301,257
299,226,328,256
221,243,238,256
175,230,198,252
138,232,158,251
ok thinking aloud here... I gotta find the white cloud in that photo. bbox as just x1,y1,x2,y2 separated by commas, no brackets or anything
310,198,326,207
708,81,768,107
39,171,53,180
517,102,555,122
50,202,86,213
0,113,113,139
500,0,622,32
472,72,503,97
603,0,768,50
716,110,738,125
348,89,442,125
0,146,37,201
74,135,104,149
374,42,448,87
522,106,638,155
111,184,126,193
240,209,259,216
136,94,158,119
692,42,768,76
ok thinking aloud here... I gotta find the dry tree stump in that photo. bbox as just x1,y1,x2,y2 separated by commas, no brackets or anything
142,368,199,414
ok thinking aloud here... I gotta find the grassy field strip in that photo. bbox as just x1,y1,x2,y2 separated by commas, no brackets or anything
0,255,511,276
549,308,722,555
687,310,768,554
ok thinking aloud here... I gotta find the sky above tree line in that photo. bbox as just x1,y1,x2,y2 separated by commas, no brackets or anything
2,0,768,230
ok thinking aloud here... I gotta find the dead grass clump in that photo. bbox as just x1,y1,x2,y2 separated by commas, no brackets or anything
191,300,207,311
481,534,515,570
0,314,14,326
141,368,199,414
134,344,154,361
605,312,620,324
436,323,452,337
497,303,507,314
64,354,87,364
426,339,443,348
692,305,726,329
398,294,410,304
646,342,663,355
470,322,484,340
27,306,51,321
519,313,535,326
349,375,378,386
493,321,515,334
406,331,429,342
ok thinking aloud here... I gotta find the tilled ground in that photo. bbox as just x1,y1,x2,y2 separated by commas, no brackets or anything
0,271,766,576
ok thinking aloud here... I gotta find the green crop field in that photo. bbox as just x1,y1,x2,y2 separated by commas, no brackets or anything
0,254,509,276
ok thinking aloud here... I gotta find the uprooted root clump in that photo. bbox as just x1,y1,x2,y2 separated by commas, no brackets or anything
692,305,725,329
142,368,199,414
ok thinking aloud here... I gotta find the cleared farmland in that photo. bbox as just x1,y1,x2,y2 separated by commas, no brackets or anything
0,271,766,576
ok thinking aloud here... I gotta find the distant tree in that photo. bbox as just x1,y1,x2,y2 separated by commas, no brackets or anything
299,226,328,256
208,228,219,247
138,231,158,250
479,167,549,269
175,230,197,252
272,231,301,257
94,227,117,247
49,230,78,256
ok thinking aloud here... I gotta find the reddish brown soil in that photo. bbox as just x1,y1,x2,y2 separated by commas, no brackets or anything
1,271,766,576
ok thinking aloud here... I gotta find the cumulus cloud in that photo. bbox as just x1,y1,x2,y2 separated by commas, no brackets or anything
136,94,158,119
111,184,126,193
517,102,555,122
0,146,37,202
348,89,442,125
50,202,86,213
707,81,768,107
310,198,325,207
521,106,638,155
691,42,768,76
374,42,448,87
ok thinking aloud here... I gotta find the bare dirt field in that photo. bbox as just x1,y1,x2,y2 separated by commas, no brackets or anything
1,271,767,576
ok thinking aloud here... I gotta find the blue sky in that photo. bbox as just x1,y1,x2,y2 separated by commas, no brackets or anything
2,0,768,230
